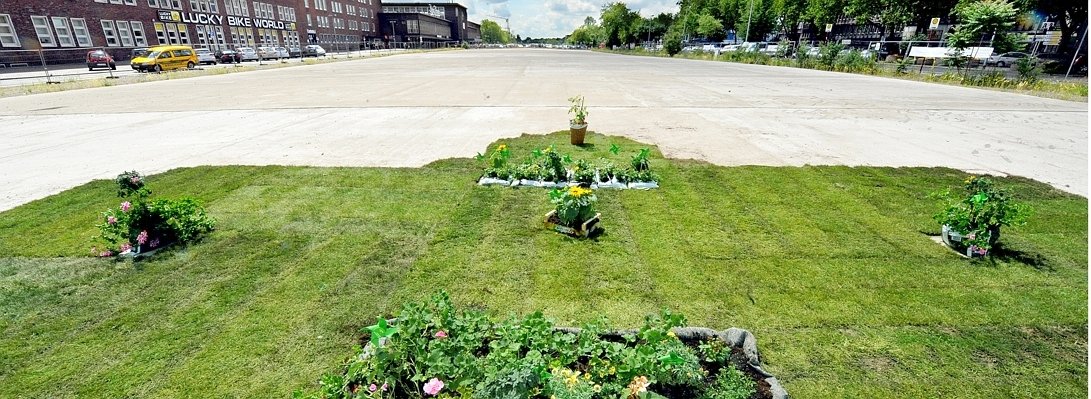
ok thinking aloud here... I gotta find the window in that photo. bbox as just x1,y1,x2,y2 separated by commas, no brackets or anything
0,14,19,47
209,0,219,13
124,0,137,5
100,20,119,46
148,0,159,7
171,0,183,10
31,16,56,47
51,17,75,47
131,21,148,46
306,14,312,26
116,21,134,46
406,19,418,34
178,24,189,44
71,18,92,47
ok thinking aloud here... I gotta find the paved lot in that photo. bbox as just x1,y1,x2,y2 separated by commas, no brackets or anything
0,49,1086,210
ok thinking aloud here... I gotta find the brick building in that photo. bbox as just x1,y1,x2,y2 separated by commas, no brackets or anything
0,0,382,62
379,1,476,43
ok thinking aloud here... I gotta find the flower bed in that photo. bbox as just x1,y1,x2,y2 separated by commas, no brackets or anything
476,144,659,190
304,293,787,399
92,171,215,257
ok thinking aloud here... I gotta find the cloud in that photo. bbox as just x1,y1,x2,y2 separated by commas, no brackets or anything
466,0,679,38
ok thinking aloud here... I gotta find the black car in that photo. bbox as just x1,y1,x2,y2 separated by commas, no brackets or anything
302,45,327,57
289,47,302,58
215,49,242,64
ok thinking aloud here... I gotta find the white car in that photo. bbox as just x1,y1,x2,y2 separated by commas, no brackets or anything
236,47,259,62
986,51,1034,67
195,48,217,65
274,47,290,58
258,46,281,60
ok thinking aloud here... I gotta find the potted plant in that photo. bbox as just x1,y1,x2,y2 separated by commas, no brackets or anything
568,95,588,145
545,186,600,237
932,176,1031,257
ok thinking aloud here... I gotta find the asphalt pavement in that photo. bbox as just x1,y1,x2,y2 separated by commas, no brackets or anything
0,48,1085,211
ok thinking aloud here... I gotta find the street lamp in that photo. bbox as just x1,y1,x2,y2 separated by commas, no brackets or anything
389,20,396,47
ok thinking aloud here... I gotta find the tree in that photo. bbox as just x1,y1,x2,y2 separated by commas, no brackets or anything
480,19,510,44
600,2,642,46
946,0,1023,53
1028,0,1087,57
696,12,725,39
844,0,913,41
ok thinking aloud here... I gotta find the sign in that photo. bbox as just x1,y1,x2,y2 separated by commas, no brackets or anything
160,10,293,30
824,23,833,33
841,39,851,45
903,26,917,38
929,17,941,29
1047,30,1062,45
908,46,993,60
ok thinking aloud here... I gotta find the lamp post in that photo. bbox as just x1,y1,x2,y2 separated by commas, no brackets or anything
389,20,397,48
744,0,754,43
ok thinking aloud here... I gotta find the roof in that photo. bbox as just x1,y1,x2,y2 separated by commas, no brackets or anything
380,1,468,9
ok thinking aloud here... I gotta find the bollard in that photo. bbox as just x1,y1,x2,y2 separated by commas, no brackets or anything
38,49,58,84
104,47,119,79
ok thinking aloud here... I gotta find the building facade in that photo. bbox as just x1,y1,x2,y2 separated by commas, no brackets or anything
0,0,382,60
379,1,474,43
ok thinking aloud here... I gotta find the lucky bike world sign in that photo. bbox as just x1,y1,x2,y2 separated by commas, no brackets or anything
158,11,296,30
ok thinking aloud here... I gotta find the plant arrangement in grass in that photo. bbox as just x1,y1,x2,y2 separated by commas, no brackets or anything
476,143,512,182
535,145,573,184
546,185,600,237
94,171,215,257
573,159,596,185
568,95,589,145
302,292,771,399
931,175,1031,257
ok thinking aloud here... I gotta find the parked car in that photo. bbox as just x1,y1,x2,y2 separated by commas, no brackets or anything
288,47,302,58
130,47,149,60
986,51,1033,67
215,49,242,63
257,46,280,60
236,47,259,62
274,47,290,58
130,45,197,72
195,48,217,65
303,45,327,57
86,50,116,71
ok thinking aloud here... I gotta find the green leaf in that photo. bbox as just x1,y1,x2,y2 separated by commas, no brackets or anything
609,144,621,155
659,351,685,366
365,318,399,347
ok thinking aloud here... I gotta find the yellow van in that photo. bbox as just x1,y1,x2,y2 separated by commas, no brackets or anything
130,45,198,73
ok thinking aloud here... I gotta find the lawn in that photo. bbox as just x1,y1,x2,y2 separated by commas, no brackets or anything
0,132,1086,398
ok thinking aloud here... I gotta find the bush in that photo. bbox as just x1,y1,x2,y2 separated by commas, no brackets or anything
931,175,1031,253
817,42,845,69
550,186,598,227
95,172,214,256
834,49,877,73
664,32,682,57
699,366,755,399
1015,57,1041,83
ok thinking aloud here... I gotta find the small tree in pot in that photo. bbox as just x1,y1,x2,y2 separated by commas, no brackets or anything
932,176,1031,257
568,95,588,145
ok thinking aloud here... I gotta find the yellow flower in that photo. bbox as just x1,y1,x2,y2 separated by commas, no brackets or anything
667,330,677,338
609,366,616,375
568,186,592,198
498,144,507,151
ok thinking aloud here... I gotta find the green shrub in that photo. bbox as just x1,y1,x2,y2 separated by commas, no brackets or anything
95,171,214,255
550,186,597,226
817,42,845,69
931,175,1031,252
699,366,755,399
1015,57,1041,83
664,32,683,57
834,49,877,73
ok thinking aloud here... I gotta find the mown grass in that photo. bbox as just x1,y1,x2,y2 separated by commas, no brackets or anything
0,132,1085,398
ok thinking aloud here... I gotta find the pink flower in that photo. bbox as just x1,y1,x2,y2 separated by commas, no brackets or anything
130,176,141,184
434,330,447,339
99,250,113,257
107,216,117,225
137,231,149,245
120,201,132,212
149,238,160,249
423,378,444,396
119,242,132,253
381,383,388,391
369,384,377,392
967,233,976,240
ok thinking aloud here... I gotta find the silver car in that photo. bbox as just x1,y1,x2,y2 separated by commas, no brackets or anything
986,51,1033,67
195,48,217,65
236,47,259,62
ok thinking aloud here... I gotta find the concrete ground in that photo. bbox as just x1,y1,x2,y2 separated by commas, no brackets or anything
0,49,1086,211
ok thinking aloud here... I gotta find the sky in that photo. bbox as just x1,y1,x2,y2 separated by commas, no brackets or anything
460,0,680,39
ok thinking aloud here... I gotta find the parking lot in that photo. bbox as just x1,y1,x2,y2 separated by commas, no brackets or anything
0,48,1086,210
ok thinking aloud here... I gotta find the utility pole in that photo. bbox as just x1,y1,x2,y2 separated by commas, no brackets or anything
488,14,511,42
1066,25,1087,79
744,0,754,43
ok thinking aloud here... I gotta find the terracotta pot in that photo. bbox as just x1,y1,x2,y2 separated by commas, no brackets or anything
569,123,587,145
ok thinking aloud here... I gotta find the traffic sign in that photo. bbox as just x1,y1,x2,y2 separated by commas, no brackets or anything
825,23,833,33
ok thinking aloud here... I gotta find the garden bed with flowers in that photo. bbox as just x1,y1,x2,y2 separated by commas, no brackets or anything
477,144,659,190
308,293,786,399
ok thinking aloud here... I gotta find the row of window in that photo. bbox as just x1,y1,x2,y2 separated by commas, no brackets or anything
94,0,139,5
224,0,250,17
252,2,274,20
276,5,297,22
0,13,311,49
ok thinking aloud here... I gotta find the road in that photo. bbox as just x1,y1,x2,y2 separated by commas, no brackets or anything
0,48,1086,211
0,49,402,87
